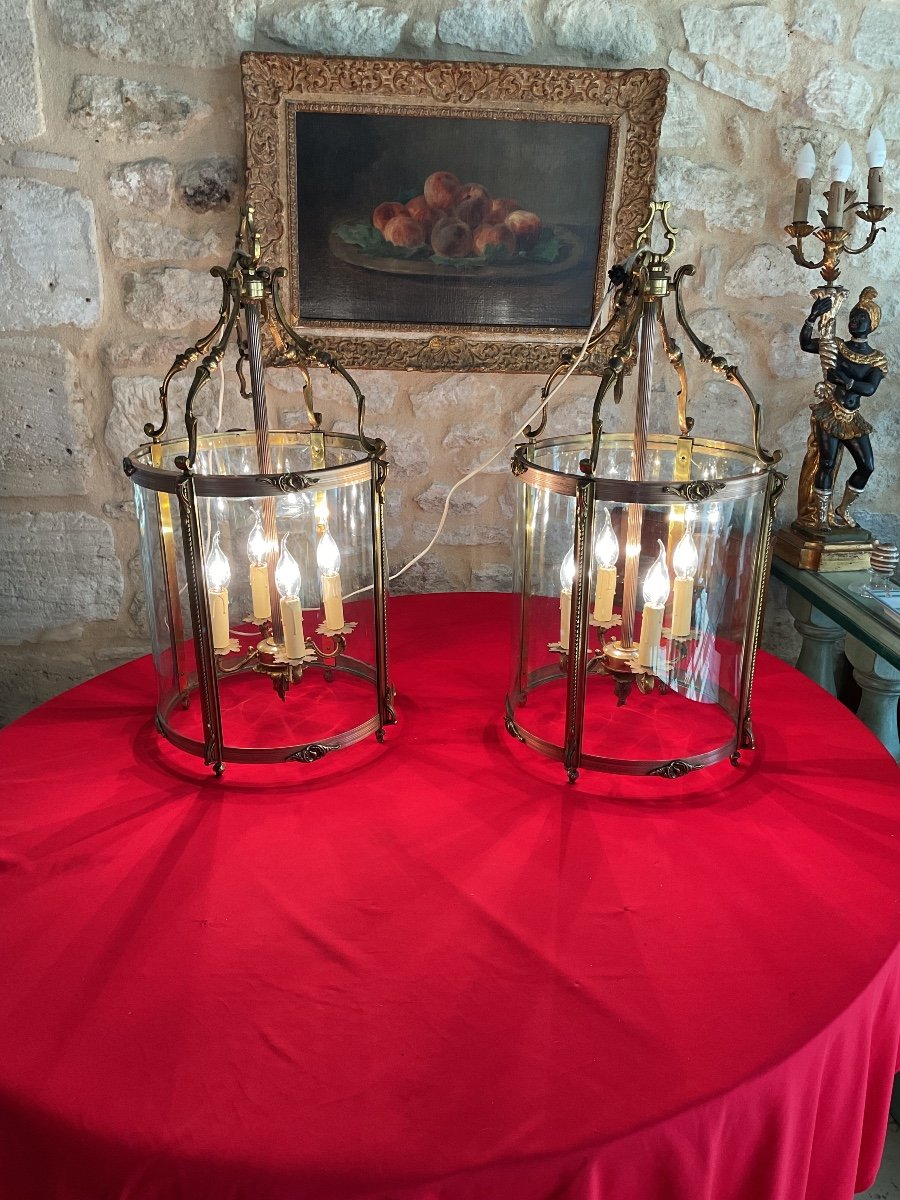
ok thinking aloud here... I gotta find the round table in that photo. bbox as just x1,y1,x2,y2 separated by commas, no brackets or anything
0,593,898,1200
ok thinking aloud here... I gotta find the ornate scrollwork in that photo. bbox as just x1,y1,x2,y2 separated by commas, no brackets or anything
122,457,137,477
505,715,526,744
288,743,330,763
510,452,529,477
649,760,696,778
662,480,726,503
260,472,316,492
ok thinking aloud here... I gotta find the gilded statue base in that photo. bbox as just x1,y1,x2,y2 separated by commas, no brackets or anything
774,524,874,572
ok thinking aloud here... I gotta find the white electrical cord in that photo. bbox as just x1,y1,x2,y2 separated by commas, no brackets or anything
384,279,618,588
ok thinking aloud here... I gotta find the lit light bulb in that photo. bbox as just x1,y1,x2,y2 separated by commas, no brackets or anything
673,526,699,581
794,141,816,180
867,127,887,169
317,529,341,576
830,141,853,183
275,534,301,600
642,540,670,609
708,503,722,529
595,508,618,570
314,494,330,526
559,546,576,592
247,510,268,567
205,529,231,593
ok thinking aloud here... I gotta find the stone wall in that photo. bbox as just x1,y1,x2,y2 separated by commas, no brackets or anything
1,0,898,723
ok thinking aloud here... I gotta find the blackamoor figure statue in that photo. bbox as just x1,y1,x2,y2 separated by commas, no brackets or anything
797,286,887,531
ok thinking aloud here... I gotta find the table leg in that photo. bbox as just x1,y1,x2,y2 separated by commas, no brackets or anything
786,592,844,696
844,635,900,761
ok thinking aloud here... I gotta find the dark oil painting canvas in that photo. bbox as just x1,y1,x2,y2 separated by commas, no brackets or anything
294,111,610,330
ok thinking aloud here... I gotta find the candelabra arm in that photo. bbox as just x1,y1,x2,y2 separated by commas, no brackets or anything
843,218,891,257
673,266,780,466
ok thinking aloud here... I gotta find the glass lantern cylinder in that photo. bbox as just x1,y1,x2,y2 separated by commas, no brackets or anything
505,202,784,781
124,209,394,776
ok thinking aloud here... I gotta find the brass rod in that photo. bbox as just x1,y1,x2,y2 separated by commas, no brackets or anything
245,302,283,644
621,298,656,648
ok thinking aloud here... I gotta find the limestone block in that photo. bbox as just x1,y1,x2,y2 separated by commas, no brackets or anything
0,338,92,496
545,0,655,63
123,268,221,330
110,220,220,261
275,367,398,419
656,156,765,231
411,373,501,417
390,556,464,595
12,150,78,173
791,0,841,45
803,66,873,132
668,48,702,81
413,521,508,546
877,96,900,143
682,5,789,77
383,429,429,478
700,61,776,112
697,245,722,303
0,652,95,726
726,114,750,161
108,374,250,458
660,78,707,149
443,419,503,453
439,0,534,53
48,0,254,68
128,554,149,638
724,244,802,298
178,157,239,214
0,0,43,143
685,308,743,355
101,338,192,370
260,2,406,55
471,562,513,591
853,6,900,71
409,18,434,48
108,159,174,210
68,75,210,140
415,483,486,514
768,325,810,381
0,512,123,644
0,178,101,330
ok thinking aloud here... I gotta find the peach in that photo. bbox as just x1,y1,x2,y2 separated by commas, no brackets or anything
486,197,520,224
456,182,490,206
423,171,461,212
505,209,542,249
405,195,439,234
455,194,492,229
431,217,473,258
372,201,407,233
383,214,425,248
473,222,517,257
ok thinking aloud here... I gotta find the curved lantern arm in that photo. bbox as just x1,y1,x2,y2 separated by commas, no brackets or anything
145,267,231,442
655,297,692,436
174,281,243,472
672,265,781,467
584,276,644,474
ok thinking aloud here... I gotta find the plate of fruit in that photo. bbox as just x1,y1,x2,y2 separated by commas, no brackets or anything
329,171,582,279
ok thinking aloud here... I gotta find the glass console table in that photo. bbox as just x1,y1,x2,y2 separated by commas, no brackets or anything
771,557,900,760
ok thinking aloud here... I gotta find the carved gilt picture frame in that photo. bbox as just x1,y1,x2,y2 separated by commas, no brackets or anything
241,54,667,373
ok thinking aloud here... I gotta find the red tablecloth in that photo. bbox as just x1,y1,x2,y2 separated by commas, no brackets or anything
0,592,898,1200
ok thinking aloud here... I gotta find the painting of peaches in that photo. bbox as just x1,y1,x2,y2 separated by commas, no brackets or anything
295,111,610,328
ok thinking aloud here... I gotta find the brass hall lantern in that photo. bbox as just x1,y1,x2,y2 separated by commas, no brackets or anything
506,203,785,781
125,209,395,776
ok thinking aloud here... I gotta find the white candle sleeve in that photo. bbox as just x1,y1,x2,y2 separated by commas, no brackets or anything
209,588,230,652
826,181,845,229
792,177,811,225
249,563,272,621
671,577,694,638
637,603,665,669
868,166,884,209
593,566,617,623
321,572,344,632
280,596,305,658
559,589,572,649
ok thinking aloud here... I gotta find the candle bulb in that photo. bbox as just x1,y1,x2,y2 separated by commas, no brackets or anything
205,529,231,653
867,127,886,209
247,510,272,621
670,521,699,638
275,534,304,659
827,141,853,229
637,540,670,670
793,141,816,224
317,528,344,632
559,546,576,650
593,507,619,623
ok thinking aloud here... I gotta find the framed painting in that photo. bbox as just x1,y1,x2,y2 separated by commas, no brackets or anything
241,54,668,373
